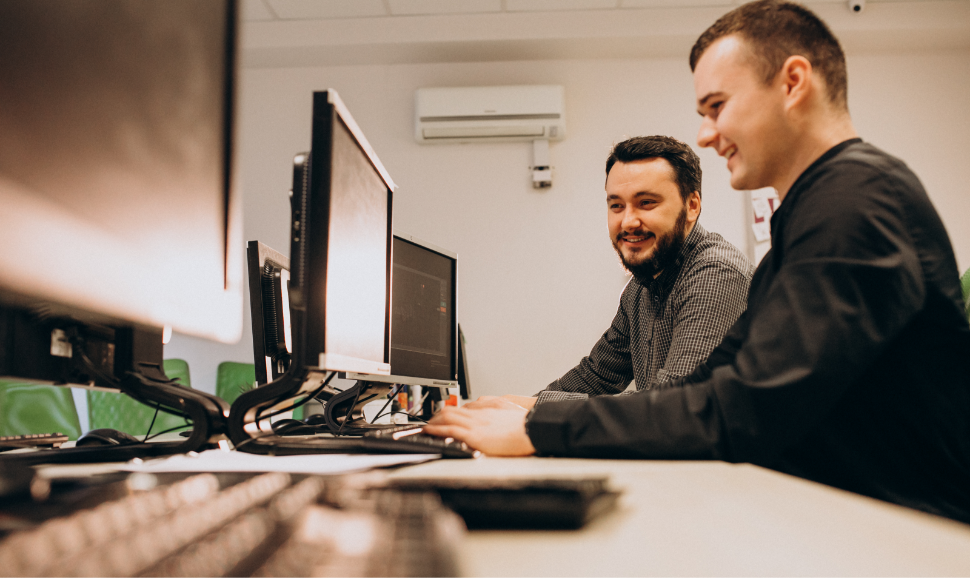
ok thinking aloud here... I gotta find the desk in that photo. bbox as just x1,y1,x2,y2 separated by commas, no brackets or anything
391,457,970,576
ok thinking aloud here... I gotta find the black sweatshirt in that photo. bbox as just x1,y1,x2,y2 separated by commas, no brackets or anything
527,139,970,524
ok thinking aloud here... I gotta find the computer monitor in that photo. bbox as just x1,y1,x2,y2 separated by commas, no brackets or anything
249,235,458,389
344,234,458,389
228,90,396,444
247,241,292,386
294,91,394,377
0,0,239,460
0,0,243,346
243,234,460,432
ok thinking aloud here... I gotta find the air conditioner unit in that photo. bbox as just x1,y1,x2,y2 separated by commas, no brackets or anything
415,85,565,144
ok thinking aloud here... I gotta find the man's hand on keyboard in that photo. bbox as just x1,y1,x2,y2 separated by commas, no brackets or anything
424,397,536,457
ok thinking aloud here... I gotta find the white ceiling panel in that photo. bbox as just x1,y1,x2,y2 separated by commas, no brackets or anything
388,0,502,15
621,0,731,6
506,0,620,12
265,0,387,20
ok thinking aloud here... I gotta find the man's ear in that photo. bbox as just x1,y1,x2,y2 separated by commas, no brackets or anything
779,54,814,112
687,191,701,222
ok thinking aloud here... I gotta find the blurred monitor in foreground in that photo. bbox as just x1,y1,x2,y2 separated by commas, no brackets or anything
0,0,243,367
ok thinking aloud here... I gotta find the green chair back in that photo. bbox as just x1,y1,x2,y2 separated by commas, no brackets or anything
961,267,970,322
86,358,192,437
0,381,83,440
216,361,301,419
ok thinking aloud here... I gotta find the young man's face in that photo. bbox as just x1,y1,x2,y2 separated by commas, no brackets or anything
606,157,699,280
694,35,789,191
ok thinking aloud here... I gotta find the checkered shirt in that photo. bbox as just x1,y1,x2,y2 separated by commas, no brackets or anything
537,223,753,404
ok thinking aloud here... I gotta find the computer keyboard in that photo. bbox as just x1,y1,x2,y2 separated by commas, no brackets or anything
362,425,481,459
0,471,464,577
237,426,480,459
0,433,69,451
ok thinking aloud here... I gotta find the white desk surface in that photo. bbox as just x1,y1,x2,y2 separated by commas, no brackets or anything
391,457,970,577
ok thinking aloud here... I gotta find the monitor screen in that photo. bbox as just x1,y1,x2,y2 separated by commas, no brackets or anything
0,0,242,344
390,235,457,384
289,91,394,376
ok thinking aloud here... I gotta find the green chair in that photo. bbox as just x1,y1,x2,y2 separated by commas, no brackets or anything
0,381,83,440
216,361,301,419
961,267,970,322
86,358,192,438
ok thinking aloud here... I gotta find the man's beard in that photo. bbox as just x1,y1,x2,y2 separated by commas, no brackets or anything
613,207,689,284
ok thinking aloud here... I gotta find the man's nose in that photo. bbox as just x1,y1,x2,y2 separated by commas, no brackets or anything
621,208,642,231
697,116,717,149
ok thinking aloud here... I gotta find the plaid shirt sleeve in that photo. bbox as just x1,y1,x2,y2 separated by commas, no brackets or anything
536,282,637,405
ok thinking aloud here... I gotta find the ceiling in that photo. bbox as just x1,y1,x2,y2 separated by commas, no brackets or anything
241,0,951,20
238,0,970,67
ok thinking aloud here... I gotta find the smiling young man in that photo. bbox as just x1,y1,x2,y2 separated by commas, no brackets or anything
476,136,751,411
425,0,970,524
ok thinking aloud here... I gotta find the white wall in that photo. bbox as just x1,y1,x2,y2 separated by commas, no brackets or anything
165,47,970,399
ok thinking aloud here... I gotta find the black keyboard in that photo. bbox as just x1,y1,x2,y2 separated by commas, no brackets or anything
0,433,69,451
0,472,464,577
362,425,480,459
236,426,479,459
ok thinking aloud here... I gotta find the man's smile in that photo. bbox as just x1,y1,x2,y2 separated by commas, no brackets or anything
620,232,655,247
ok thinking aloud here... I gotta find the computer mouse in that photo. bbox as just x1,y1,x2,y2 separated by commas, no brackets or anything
76,428,143,447
303,414,328,426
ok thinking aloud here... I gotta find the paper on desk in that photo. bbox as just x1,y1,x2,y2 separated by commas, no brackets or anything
119,450,439,475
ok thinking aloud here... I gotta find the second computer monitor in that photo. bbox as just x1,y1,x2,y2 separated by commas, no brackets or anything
340,234,459,389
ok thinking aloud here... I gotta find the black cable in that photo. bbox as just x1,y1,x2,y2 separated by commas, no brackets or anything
372,410,429,425
335,381,366,437
368,384,402,425
68,333,120,389
143,406,161,443
68,333,189,440
143,422,193,442
253,371,335,427
235,374,339,452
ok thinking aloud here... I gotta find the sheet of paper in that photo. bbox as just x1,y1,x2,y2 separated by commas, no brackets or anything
118,450,439,475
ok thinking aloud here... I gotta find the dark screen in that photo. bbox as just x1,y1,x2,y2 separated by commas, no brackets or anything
391,237,455,381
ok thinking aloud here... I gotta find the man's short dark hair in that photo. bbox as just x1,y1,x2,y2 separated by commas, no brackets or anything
606,135,702,203
689,0,848,111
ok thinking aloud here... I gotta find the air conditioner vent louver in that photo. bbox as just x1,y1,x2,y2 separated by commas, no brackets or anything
415,85,565,144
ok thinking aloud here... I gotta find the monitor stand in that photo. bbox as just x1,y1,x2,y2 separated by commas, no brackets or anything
0,366,230,465
0,305,231,465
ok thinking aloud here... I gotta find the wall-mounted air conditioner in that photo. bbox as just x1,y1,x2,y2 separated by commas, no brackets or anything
414,85,565,144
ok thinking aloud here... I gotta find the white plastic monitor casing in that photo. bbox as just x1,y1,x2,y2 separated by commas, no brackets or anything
415,85,565,144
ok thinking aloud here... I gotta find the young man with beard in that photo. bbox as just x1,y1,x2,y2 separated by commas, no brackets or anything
425,0,970,524
473,135,752,412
